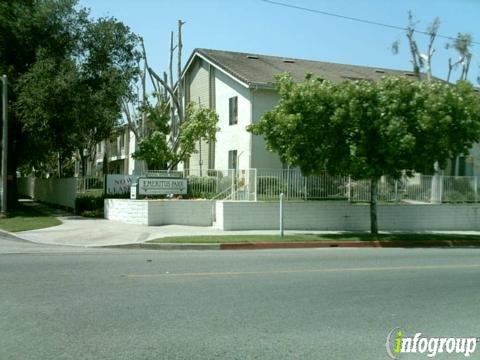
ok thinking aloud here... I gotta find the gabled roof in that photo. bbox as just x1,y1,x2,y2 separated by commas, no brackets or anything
193,48,424,89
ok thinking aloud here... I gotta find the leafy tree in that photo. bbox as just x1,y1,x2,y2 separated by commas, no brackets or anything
15,15,140,176
127,20,220,171
1,0,140,182
132,102,219,170
132,131,173,170
1,0,86,203
248,74,480,233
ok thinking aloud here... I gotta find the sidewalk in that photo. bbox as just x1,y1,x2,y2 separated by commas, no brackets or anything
15,216,344,247
13,214,480,248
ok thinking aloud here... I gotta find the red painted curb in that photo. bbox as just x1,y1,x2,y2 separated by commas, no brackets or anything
219,241,457,250
220,241,375,250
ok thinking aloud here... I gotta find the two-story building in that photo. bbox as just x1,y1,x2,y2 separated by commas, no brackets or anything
84,48,480,177
178,48,480,176
75,125,132,177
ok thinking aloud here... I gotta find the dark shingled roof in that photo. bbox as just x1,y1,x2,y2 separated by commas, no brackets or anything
195,48,422,88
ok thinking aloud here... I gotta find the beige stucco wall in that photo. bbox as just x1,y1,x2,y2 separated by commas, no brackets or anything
250,89,283,169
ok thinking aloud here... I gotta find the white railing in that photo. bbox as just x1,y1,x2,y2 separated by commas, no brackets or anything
76,176,104,195
254,170,480,203
256,169,347,201
186,169,256,201
71,170,480,203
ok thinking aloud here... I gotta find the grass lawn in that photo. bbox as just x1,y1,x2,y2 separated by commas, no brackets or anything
148,233,480,245
0,203,62,232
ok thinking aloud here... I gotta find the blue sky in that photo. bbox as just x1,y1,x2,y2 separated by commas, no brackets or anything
79,0,479,83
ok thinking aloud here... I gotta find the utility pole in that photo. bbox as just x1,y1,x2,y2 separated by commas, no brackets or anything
1,75,8,216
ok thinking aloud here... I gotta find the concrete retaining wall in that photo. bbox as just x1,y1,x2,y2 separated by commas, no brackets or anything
104,199,213,226
215,201,480,231
148,200,213,226
104,199,480,231
104,199,149,225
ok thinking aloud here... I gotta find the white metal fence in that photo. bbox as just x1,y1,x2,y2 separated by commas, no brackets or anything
255,169,480,203
40,169,480,204
185,169,257,201
76,176,104,195
256,169,347,200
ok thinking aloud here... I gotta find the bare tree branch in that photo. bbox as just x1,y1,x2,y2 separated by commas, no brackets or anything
148,67,183,122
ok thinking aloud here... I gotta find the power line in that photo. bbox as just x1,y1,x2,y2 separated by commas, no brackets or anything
260,0,480,46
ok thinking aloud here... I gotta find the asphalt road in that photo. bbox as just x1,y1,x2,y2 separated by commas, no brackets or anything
1,235,480,359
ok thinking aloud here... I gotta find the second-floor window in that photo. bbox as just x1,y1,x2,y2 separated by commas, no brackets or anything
229,96,238,125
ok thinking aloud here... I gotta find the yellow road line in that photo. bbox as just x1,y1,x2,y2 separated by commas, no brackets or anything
125,263,480,278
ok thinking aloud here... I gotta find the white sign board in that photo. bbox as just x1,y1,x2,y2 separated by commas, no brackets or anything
138,178,188,195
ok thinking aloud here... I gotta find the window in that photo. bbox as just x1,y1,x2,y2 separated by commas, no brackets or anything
228,150,238,170
229,96,238,125
119,133,125,150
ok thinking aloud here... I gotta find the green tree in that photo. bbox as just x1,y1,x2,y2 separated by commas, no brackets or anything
248,74,480,233
132,131,173,170
15,15,140,176
1,0,87,202
132,102,219,170
1,0,140,181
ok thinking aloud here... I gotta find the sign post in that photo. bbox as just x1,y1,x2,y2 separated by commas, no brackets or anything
279,193,284,237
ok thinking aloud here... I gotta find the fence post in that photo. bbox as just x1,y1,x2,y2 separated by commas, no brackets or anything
394,179,398,202
475,176,478,203
279,193,284,237
304,177,307,201
231,171,235,200
348,176,352,202
286,168,289,200
254,168,257,202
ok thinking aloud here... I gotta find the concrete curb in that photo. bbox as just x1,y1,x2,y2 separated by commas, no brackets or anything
106,243,221,251
220,241,376,250
219,241,460,250
0,229,32,243
108,240,479,251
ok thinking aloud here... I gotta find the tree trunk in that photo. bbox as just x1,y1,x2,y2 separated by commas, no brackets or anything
80,153,86,177
370,178,379,235
57,153,63,178
102,147,109,176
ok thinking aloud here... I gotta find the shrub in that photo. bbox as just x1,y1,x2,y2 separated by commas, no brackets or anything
257,176,281,196
305,177,348,200
80,209,104,218
187,176,218,199
443,177,475,202
75,195,104,214
406,184,430,202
